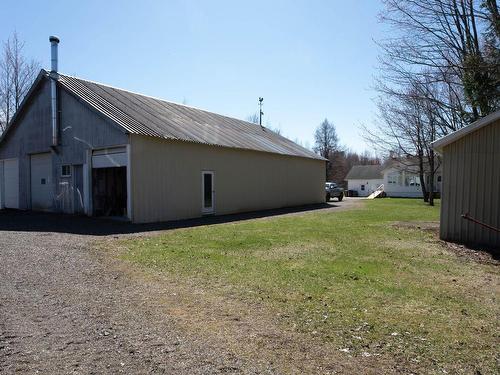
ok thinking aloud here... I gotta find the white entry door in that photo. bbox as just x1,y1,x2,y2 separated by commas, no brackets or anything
202,171,215,214
30,153,53,211
4,159,19,209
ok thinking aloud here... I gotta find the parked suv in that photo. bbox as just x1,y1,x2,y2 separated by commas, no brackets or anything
325,182,344,201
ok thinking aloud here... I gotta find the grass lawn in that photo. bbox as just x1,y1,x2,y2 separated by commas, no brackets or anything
120,199,499,374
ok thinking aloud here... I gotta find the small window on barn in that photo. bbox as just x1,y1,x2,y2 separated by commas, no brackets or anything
437,175,442,182
61,165,71,177
361,185,365,191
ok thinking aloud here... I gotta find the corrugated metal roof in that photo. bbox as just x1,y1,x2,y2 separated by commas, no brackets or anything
52,70,323,160
345,165,384,180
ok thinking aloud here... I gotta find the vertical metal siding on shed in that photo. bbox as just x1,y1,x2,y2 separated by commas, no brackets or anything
130,135,325,223
441,118,500,247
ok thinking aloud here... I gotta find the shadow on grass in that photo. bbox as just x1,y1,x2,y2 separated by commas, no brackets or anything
0,203,339,236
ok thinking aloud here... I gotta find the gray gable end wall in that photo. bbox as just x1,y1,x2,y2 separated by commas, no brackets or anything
0,76,129,210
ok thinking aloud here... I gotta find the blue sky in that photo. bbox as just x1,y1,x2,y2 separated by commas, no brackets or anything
1,0,385,152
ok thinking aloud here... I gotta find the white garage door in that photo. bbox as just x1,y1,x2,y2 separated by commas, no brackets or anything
31,153,53,211
4,159,19,209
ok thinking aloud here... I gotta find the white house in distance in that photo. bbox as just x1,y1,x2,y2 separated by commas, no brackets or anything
346,159,442,198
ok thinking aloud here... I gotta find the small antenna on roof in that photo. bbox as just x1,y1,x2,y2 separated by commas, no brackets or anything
258,97,264,127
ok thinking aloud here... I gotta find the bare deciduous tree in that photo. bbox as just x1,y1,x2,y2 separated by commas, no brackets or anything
364,78,444,205
314,119,340,180
0,32,40,133
379,0,499,126
314,119,339,158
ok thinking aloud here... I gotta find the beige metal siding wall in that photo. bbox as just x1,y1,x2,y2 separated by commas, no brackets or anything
441,119,500,247
130,135,325,223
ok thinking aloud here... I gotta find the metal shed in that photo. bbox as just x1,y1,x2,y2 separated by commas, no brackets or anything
433,111,500,248
0,39,325,223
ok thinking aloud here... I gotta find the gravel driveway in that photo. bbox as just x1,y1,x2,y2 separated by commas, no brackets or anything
0,201,360,374
0,215,257,374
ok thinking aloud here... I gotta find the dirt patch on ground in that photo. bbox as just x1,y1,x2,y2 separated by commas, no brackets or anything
441,241,499,266
392,221,499,266
392,221,440,233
